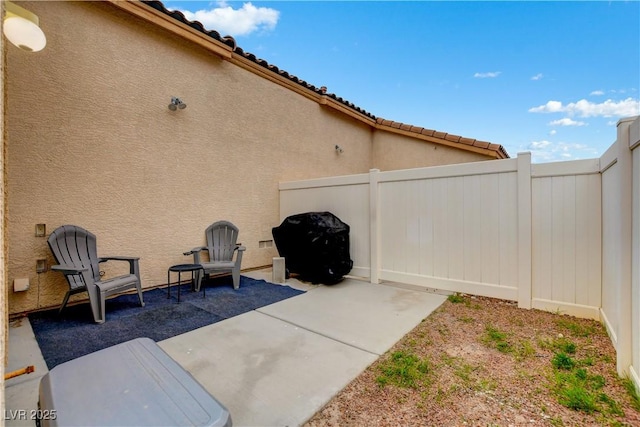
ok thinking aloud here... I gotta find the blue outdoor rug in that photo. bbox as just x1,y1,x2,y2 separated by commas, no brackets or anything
29,276,304,369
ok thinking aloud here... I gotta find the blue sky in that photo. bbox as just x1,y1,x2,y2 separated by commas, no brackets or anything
165,1,639,162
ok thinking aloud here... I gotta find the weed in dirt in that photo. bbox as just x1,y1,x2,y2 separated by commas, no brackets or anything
514,339,537,361
453,362,476,383
376,351,431,389
621,377,640,411
551,351,624,417
552,352,576,370
556,318,599,338
483,325,512,353
447,294,465,304
549,417,565,426
539,336,578,355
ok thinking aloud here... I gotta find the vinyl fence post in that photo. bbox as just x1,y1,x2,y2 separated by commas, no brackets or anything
615,117,635,377
370,169,380,284
517,152,532,309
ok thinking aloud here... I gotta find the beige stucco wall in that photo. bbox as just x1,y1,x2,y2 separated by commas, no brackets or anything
5,1,495,316
372,130,490,171
1,0,6,402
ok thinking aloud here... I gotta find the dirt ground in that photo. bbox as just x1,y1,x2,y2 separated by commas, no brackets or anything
305,294,640,427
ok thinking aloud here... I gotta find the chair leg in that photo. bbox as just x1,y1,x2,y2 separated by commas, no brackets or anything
195,270,204,292
136,283,145,307
58,290,72,314
98,290,106,324
232,268,240,290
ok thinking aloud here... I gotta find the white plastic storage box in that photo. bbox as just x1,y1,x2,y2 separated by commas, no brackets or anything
38,337,231,427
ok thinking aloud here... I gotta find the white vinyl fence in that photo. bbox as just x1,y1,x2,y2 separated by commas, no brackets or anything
279,115,640,387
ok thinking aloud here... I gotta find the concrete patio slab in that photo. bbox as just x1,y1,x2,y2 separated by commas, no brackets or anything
159,311,378,427
159,277,447,426
257,278,448,355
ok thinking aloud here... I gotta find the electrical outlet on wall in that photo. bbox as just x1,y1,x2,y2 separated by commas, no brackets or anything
35,224,46,237
259,240,274,248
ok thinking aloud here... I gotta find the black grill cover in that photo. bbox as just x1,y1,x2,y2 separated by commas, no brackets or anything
272,211,353,284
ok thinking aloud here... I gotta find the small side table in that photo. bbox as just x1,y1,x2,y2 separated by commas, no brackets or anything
167,264,205,302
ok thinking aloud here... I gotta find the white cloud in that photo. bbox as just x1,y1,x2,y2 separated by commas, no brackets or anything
549,118,586,127
529,140,551,149
526,140,599,163
473,71,501,78
529,97,640,118
529,100,563,113
590,90,604,96
549,130,557,135
531,73,543,81
178,2,279,37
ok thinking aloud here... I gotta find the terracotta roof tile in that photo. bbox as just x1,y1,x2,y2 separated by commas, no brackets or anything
432,131,447,139
145,1,237,49
144,0,510,159
444,134,461,143
374,119,509,158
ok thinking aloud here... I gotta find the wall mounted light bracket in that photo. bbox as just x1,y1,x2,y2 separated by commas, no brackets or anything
3,1,47,52
168,97,187,111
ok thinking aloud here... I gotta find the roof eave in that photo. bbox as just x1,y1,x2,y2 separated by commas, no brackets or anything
375,121,509,159
108,0,234,59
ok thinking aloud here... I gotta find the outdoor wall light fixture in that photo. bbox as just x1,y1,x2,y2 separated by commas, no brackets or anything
335,144,344,154
168,97,187,111
3,1,47,52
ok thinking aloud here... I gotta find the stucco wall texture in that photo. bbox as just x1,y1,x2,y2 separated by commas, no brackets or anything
6,1,493,315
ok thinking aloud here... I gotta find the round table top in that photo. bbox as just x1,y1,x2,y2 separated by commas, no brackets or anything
168,263,204,272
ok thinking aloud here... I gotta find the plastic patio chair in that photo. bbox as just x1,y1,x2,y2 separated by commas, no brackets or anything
47,225,145,323
184,221,246,291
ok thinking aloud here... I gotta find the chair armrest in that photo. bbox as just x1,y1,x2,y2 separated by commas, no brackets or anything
236,245,246,252
99,256,140,262
98,257,140,277
183,246,207,256
51,264,89,275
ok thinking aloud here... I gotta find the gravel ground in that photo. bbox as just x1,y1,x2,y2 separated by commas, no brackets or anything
305,294,640,427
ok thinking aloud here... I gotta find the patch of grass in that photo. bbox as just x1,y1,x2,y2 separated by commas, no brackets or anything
376,351,431,389
485,325,507,342
549,417,565,426
621,377,640,411
496,341,512,353
556,318,598,338
458,316,474,324
453,362,475,383
551,352,624,417
598,392,624,416
557,340,577,354
447,293,465,304
434,386,447,403
477,378,497,392
552,352,576,370
483,325,512,353
538,336,577,355
514,340,537,361
558,385,598,413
